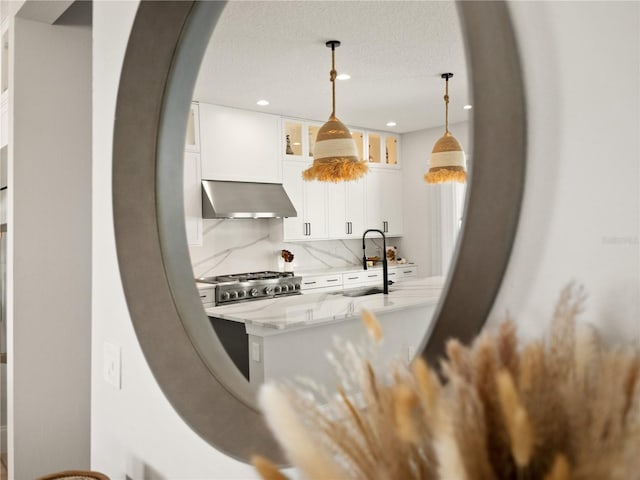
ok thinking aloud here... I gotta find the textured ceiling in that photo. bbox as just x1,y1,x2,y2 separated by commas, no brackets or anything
194,0,471,134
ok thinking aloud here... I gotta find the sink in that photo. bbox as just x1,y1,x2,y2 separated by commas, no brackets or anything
342,286,386,297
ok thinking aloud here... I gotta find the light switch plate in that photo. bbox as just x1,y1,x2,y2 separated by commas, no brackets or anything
103,342,121,389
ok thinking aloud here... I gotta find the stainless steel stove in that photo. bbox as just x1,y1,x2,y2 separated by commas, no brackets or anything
197,271,302,306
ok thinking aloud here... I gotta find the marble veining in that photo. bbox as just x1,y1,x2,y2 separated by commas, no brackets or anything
188,218,407,279
205,276,444,332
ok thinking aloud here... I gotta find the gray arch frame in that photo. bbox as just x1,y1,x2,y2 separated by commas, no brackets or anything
112,0,526,464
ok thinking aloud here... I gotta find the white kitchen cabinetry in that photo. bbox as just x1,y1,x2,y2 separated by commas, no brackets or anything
395,265,418,280
341,265,416,288
282,160,328,240
183,151,203,246
300,273,343,292
327,177,366,239
367,132,400,166
200,103,282,183
343,270,382,288
197,285,215,308
365,168,404,236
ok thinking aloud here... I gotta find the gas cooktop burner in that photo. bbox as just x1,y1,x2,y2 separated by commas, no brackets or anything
197,271,301,305
213,271,295,283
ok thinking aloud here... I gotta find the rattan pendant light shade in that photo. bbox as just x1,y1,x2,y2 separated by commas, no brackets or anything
425,73,467,184
303,41,367,182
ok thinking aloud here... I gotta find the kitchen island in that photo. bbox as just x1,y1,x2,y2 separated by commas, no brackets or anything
205,276,444,388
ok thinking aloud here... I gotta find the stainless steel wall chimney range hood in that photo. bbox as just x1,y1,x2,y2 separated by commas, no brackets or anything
201,180,297,219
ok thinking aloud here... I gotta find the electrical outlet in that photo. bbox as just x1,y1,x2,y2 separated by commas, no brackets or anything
103,342,121,389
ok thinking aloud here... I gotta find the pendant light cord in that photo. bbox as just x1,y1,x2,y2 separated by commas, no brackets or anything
444,75,450,134
330,43,337,118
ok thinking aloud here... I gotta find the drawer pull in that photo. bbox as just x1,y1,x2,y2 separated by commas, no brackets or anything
347,276,358,280
303,281,317,285
368,274,377,278
403,270,413,274
326,279,339,282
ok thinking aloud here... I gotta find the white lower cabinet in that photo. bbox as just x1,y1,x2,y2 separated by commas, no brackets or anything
300,265,418,295
197,285,215,308
183,151,203,246
282,160,328,240
365,168,404,236
300,273,343,292
396,265,418,280
343,270,382,288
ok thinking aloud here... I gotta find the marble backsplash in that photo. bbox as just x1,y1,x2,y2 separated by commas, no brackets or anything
188,218,403,278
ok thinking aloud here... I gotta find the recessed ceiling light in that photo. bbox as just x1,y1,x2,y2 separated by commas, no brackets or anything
256,99,269,106
336,73,351,80
293,142,301,146
463,104,473,110
386,121,397,127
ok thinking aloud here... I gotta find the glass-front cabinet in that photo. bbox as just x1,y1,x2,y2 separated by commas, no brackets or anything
367,132,399,166
284,120,303,157
308,124,320,158
283,119,368,164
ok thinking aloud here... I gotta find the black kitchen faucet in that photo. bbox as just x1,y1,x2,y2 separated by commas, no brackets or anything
362,229,389,295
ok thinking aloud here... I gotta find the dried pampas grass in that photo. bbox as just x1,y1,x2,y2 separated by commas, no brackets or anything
302,159,368,182
254,285,640,479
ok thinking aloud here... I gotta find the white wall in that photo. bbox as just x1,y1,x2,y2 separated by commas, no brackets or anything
489,1,640,343
91,2,259,478
9,12,91,479
401,121,469,276
91,1,640,478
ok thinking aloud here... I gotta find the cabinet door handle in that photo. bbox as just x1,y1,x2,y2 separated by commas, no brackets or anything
308,223,311,236
346,222,349,235
383,221,388,233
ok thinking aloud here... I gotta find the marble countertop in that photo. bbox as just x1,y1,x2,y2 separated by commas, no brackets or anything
204,276,444,332
296,262,418,277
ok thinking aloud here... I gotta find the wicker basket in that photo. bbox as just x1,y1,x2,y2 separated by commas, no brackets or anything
37,471,110,480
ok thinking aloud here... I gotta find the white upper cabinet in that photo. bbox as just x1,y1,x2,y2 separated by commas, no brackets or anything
183,102,202,246
282,160,328,240
366,132,400,166
183,151,203,246
365,168,404,236
281,117,402,241
327,177,366,239
199,103,282,183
